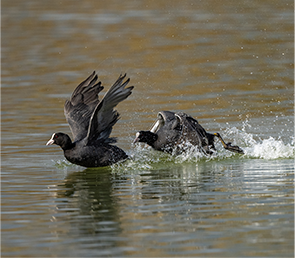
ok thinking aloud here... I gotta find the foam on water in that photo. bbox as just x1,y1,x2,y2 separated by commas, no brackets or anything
53,122,294,171
222,126,295,160
118,125,294,171
248,137,294,159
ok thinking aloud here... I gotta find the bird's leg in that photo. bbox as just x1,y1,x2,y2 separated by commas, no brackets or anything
214,133,244,154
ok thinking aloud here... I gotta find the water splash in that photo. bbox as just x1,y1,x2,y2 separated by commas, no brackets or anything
120,125,294,171
54,159,73,168
247,137,294,159
112,144,169,172
53,124,294,173
220,126,294,160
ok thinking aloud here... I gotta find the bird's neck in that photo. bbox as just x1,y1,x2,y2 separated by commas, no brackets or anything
60,137,75,151
145,132,158,147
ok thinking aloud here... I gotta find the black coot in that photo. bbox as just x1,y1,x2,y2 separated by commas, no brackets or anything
46,72,134,167
134,111,244,155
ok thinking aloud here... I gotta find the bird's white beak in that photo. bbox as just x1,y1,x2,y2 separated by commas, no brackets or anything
46,134,55,145
133,132,140,144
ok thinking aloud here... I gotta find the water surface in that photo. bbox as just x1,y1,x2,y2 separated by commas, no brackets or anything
2,0,294,257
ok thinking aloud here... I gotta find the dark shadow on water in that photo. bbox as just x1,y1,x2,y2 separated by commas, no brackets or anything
48,157,293,257
52,166,126,255
51,160,230,238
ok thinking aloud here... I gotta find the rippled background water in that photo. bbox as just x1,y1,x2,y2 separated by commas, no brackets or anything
2,0,294,257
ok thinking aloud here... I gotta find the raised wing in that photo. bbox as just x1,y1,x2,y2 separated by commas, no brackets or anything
150,111,175,133
181,113,216,150
174,112,207,146
85,74,134,145
64,71,104,142
184,115,207,139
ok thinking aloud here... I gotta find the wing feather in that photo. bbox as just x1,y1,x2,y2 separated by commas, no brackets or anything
86,74,134,145
64,71,104,142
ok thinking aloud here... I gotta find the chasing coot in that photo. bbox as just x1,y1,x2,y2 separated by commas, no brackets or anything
134,111,244,155
46,72,134,167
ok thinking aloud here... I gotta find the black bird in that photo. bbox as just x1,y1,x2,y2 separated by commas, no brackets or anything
134,111,244,155
46,72,134,167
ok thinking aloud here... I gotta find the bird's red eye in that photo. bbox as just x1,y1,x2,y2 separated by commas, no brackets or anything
54,134,58,138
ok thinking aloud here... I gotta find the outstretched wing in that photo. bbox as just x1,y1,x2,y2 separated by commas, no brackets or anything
85,74,134,145
64,71,104,142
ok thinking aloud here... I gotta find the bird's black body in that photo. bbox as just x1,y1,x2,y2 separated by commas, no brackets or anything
46,72,133,168
64,142,128,168
134,111,244,155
